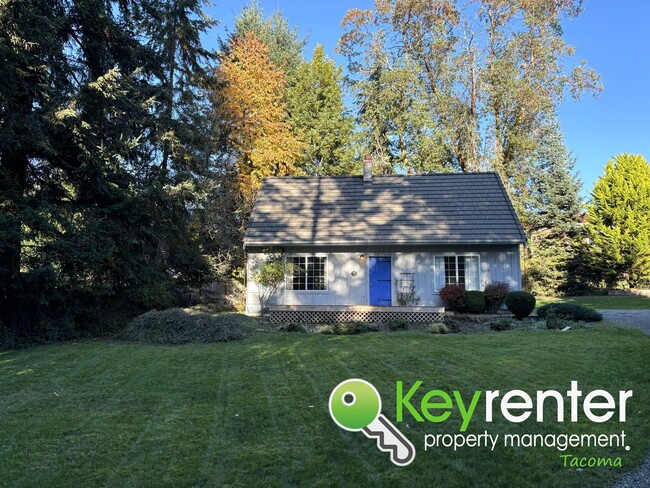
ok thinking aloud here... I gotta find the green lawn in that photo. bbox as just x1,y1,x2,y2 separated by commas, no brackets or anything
1,327,649,487
536,295,650,310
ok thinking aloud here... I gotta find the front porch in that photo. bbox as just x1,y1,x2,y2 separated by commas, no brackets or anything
267,305,446,324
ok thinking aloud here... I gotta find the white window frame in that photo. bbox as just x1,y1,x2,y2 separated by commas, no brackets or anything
434,253,481,292
285,254,329,292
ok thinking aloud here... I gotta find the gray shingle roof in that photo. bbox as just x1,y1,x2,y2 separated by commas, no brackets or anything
244,172,526,247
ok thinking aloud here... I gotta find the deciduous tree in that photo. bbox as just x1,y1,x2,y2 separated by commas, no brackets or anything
214,33,305,198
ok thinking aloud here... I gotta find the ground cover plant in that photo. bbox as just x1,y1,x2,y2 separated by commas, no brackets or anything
0,325,648,487
536,303,603,322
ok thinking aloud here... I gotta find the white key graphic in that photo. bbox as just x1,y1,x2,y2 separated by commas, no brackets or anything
329,378,416,466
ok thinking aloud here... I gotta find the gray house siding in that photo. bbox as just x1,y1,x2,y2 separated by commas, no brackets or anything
245,245,521,314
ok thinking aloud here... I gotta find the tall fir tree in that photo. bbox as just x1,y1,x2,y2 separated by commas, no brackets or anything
0,0,70,334
521,116,583,295
287,45,354,175
223,0,305,79
0,0,215,338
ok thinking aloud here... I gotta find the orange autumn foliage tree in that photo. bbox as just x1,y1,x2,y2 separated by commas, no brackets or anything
216,33,305,198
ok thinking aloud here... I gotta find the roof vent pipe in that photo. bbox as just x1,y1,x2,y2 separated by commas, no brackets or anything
363,154,373,182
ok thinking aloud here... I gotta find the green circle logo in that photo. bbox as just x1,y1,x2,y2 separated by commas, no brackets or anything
329,379,381,431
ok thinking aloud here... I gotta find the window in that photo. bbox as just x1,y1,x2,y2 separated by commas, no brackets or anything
435,255,479,291
286,256,327,291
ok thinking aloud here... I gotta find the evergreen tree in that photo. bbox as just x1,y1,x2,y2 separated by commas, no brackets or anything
140,0,218,178
582,154,650,288
0,0,71,334
522,116,583,295
0,0,215,338
287,45,354,175
224,0,305,78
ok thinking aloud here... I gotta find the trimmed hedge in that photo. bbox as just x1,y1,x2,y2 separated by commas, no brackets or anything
466,291,487,314
537,303,603,322
505,291,536,319
122,309,258,344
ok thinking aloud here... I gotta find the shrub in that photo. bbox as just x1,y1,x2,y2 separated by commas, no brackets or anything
488,318,513,331
279,323,307,333
0,320,16,349
536,303,603,322
483,281,511,313
334,322,369,335
384,318,409,331
122,309,258,344
505,291,536,319
317,325,335,335
544,312,580,330
439,284,467,312
465,291,487,314
446,320,461,333
427,322,449,334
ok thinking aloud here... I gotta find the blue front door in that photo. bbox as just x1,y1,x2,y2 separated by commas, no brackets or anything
369,257,391,306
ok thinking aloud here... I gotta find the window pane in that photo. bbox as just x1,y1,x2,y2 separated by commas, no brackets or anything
465,256,479,290
287,257,305,290
434,256,445,291
306,257,326,290
457,256,466,287
444,256,456,286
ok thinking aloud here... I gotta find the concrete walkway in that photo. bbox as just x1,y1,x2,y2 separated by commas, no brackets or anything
598,310,650,334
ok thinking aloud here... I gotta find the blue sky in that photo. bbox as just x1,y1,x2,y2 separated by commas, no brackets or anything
204,1,650,197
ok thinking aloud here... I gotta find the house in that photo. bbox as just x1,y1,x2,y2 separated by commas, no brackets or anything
244,158,526,323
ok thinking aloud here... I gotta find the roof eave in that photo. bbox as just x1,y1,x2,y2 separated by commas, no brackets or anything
243,238,526,249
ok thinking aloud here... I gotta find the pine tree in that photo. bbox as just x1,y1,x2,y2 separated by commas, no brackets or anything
583,154,650,288
522,116,583,295
287,45,354,175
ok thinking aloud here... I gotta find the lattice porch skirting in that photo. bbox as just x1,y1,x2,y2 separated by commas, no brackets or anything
267,306,445,324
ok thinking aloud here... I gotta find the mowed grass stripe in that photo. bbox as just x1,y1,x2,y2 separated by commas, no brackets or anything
3,345,153,486
290,336,384,487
